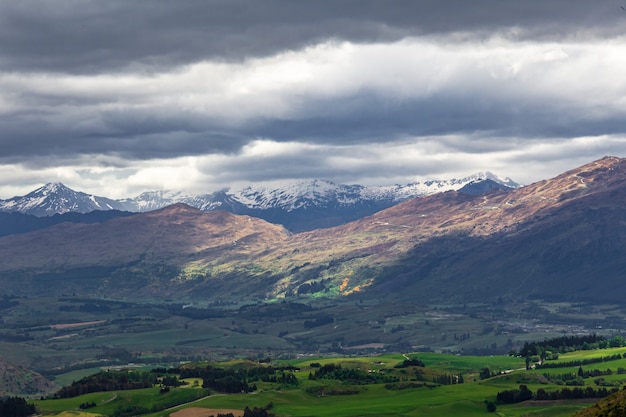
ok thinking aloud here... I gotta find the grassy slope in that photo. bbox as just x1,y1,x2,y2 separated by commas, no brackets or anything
36,350,626,417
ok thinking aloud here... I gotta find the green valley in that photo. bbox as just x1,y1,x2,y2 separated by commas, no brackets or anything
28,345,626,417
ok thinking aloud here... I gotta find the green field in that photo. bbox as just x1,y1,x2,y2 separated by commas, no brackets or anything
3,295,626,416
31,347,626,417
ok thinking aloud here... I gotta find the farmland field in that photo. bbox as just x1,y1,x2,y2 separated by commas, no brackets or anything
3,295,626,417
29,346,626,417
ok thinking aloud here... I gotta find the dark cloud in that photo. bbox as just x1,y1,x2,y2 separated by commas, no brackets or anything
243,92,626,146
1,83,624,163
1,1,625,197
0,0,623,74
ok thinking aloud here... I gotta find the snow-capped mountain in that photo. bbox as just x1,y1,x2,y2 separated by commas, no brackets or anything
0,173,519,231
0,183,127,217
365,172,518,201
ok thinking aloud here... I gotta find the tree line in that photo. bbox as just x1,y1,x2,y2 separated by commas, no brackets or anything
0,397,35,417
535,353,624,369
179,364,299,393
496,384,619,404
308,363,397,385
519,334,606,356
53,370,155,398
519,334,626,358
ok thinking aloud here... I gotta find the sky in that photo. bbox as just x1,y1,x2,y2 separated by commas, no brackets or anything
1,0,626,199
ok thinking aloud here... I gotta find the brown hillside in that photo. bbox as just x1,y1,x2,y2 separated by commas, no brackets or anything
0,203,290,271
1,156,626,302
0,355,58,397
253,156,626,298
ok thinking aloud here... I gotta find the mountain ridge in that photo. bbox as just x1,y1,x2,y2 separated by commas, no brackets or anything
0,156,622,304
0,182,127,216
0,173,519,232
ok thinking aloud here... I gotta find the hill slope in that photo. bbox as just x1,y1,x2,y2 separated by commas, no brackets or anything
574,388,626,417
0,156,624,303
0,204,290,298
0,356,57,397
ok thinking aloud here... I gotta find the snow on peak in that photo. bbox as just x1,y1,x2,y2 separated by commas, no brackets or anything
229,179,364,210
0,182,126,216
0,172,519,217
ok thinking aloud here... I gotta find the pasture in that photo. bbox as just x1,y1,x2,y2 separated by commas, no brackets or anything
33,348,626,417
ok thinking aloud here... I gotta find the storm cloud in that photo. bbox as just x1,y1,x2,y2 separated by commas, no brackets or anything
1,0,626,198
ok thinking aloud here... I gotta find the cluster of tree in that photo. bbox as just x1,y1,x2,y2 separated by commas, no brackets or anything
496,384,620,404
454,332,471,342
256,371,298,385
390,325,405,333
308,363,398,385
394,358,425,368
243,403,274,417
53,370,156,398
0,397,36,417
179,364,298,392
495,385,535,404
543,367,626,386
479,367,493,380
180,365,254,393
79,401,96,409
519,334,606,357
534,386,619,401
432,373,464,385
160,375,183,387
297,280,327,295
535,353,624,370
238,301,313,320
97,347,137,362
204,375,253,393
0,297,19,311
303,315,334,329
542,371,580,383
542,367,620,385
579,367,616,378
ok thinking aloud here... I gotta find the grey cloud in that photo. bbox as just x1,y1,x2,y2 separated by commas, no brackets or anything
1,0,625,195
1,1,623,74
199,143,437,185
2,85,624,164
0,113,248,163
243,92,626,147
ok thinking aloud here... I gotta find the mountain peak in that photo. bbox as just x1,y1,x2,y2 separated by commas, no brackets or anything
33,182,70,195
0,182,126,216
0,172,521,230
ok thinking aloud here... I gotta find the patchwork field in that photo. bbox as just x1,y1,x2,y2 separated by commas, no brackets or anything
30,347,626,417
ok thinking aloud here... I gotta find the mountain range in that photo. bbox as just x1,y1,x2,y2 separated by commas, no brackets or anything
0,156,623,305
0,172,518,232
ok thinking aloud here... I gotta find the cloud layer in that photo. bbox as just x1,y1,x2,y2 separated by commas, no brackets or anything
1,1,626,198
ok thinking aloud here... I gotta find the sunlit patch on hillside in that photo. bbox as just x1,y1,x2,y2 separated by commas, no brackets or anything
339,274,352,292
